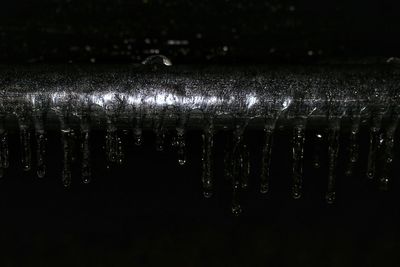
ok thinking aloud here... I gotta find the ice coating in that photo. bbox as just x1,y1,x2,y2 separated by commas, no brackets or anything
0,64,399,214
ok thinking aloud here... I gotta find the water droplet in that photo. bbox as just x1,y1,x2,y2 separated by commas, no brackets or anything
142,55,172,66
260,128,274,194
291,123,306,200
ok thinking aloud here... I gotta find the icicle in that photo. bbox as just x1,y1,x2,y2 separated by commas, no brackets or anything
34,116,46,178
231,137,242,215
230,123,247,215
176,129,186,165
19,124,32,172
0,127,9,179
175,114,187,166
224,135,233,182
366,115,383,179
201,119,214,198
155,130,165,152
345,117,360,176
260,127,274,194
154,111,166,152
325,121,340,204
133,112,143,146
312,133,323,169
36,131,46,178
291,121,306,200
106,119,123,166
378,118,398,191
61,128,72,188
240,144,250,189
81,118,91,184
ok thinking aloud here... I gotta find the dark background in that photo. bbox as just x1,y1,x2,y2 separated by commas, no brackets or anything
0,0,400,64
1,0,400,266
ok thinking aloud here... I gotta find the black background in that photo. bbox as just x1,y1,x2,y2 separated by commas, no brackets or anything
0,0,400,64
1,0,400,266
